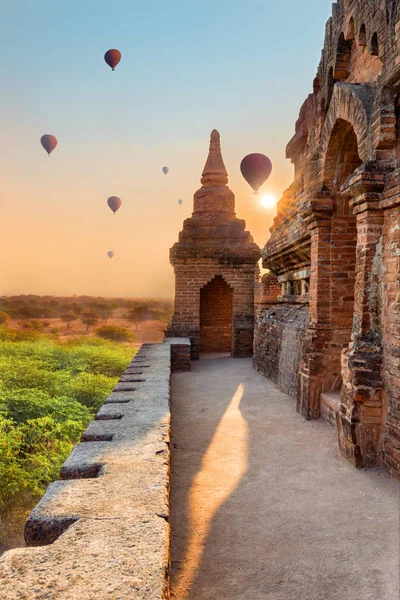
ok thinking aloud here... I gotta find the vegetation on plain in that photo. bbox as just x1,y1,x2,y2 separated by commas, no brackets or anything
0,326,134,552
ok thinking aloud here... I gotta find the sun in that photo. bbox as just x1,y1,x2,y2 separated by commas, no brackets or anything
260,194,276,209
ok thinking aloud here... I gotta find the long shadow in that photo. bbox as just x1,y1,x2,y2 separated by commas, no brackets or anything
170,357,400,600
170,354,250,598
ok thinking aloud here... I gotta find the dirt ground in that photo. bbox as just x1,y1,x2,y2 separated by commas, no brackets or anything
170,355,400,600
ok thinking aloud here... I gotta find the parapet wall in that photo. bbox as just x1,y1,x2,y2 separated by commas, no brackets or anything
0,338,191,599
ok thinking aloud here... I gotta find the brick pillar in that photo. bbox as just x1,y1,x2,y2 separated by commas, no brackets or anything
298,192,333,419
337,170,386,467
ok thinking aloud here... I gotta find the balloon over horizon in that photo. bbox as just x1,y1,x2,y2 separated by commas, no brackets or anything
107,196,122,214
107,251,115,259
178,199,183,205
162,166,169,175
104,49,121,70
240,153,272,194
40,134,58,156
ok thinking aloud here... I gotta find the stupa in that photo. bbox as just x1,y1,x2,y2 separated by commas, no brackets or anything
167,130,260,359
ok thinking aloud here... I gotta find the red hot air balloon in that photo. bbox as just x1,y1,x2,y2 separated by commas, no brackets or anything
240,153,272,194
104,49,121,71
40,134,57,156
107,196,121,214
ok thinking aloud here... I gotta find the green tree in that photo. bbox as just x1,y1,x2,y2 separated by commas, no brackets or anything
81,312,99,332
61,312,77,330
125,306,148,330
0,312,10,325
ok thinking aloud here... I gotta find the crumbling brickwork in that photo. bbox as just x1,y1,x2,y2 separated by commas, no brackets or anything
255,0,400,479
167,130,260,359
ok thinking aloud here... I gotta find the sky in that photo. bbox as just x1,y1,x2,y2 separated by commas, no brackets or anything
0,0,332,298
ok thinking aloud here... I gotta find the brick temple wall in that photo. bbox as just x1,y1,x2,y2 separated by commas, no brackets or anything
381,195,400,479
169,261,257,359
257,0,400,476
254,305,309,399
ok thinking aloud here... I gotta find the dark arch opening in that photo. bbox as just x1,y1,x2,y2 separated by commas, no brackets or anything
322,120,361,394
371,32,379,56
326,67,337,110
359,24,367,46
200,276,233,353
323,119,362,190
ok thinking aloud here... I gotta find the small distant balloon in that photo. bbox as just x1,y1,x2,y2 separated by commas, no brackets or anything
178,199,183,205
107,251,115,259
162,166,169,175
104,49,121,71
107,196,122,214
40,134,57,156
240,153,272,194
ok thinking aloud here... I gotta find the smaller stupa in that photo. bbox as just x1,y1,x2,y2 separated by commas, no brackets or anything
167,130,260,359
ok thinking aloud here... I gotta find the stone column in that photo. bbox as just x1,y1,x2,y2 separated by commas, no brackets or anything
337,170,386,467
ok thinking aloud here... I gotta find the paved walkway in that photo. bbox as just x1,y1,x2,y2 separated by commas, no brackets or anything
170,355,400,600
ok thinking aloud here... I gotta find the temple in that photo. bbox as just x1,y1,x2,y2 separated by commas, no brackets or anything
254,0,400,476
167,129,260,359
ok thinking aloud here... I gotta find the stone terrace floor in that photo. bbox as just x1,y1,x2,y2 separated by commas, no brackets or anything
170,355,400,600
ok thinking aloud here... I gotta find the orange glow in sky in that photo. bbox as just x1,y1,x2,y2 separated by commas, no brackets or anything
0,1,332,297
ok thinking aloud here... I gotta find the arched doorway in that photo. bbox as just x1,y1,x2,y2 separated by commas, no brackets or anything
200,276,233,353
324,120,361,392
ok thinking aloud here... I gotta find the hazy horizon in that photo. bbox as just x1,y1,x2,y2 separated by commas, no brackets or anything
1,0,332,296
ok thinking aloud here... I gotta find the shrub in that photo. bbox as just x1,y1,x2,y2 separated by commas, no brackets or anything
96,325,134,343
0,312,10,325
0,333,134,550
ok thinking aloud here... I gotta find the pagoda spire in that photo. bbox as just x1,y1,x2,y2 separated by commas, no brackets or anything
201,129,228,186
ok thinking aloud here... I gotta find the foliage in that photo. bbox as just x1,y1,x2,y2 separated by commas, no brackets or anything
96,325,134,342
0,312,10,325
61,312,77,329
81,311,99,332
0,332,133,551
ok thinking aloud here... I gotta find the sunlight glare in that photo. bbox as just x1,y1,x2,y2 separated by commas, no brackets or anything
260,193,276,209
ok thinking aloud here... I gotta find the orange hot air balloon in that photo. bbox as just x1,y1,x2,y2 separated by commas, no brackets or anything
104,49,121,71
40,134,57,156
107,196,122,214
240,153,272,194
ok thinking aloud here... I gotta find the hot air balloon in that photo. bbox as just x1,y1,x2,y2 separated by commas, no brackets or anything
107,251,115,259
107,196,121,214
240,153,272,194
178,199,183,205
104,49,121,71
40,134,57,156
162,166,169,175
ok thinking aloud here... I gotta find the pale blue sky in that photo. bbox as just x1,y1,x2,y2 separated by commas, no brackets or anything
0,0,333,296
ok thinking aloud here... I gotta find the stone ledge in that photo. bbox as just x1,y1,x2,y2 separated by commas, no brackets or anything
163,337,191,372
320,392,341,428
0,341,186,599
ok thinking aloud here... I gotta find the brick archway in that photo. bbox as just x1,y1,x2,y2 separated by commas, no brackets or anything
200,276,233,353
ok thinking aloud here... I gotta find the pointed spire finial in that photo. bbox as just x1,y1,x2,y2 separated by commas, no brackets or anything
201,129,228,186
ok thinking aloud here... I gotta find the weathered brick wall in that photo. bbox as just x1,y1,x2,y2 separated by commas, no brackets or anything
258,0,400,476
254,305,309,399
200,275,233,352
168,260,257,359
381,184,400,479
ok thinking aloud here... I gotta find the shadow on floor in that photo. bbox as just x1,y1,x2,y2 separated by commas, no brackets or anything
170,355,400,600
